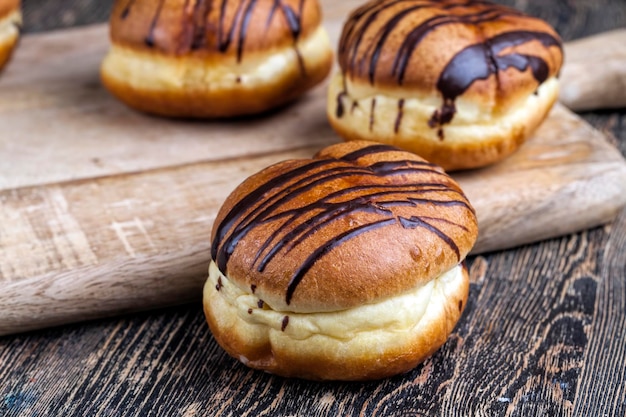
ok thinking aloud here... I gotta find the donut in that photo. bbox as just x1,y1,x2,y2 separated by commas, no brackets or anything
100,0,333,118
0,0,21,71
203,141,478,380
326,0,564,171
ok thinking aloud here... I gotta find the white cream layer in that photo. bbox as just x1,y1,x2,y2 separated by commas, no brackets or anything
0,10,20,46
101,26,331,93
328,73,559,146
205,260,465,341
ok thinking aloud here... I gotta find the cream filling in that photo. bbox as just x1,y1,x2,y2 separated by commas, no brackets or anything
328,73,559,145
101,25,331,92
205,261,465,341
0,10,21,45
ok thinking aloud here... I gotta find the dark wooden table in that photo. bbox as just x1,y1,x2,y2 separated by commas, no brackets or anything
2,0,625,416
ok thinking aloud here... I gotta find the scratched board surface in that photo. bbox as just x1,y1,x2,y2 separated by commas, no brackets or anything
1,0,626,336
1,1,626,417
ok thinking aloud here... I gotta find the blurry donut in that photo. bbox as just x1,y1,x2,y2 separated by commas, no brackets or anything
101,0,333,117
0,0,21,71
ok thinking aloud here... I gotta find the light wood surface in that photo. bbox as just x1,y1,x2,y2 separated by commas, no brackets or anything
1,2,626,336
2,1,626,416
560,29,626,111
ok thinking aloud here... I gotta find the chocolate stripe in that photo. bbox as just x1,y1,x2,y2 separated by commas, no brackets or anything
121,0,137,19
256,186,461,271
212,145,474,304
129,0,308,66
190,0,214,50
285,219,397,304
144,0,166,47
335,0,562,134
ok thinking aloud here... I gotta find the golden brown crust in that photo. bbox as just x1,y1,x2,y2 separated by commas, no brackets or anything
0,2,20,71
0,0,19,20
328,113,528,171
0,31,18,70
328,0,563,170
100,66,325,119
210,141,478,312
109,0,323,58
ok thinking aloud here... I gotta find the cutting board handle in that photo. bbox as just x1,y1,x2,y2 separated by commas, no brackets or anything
559,29,626,111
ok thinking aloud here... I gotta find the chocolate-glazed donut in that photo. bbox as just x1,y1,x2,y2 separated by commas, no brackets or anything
101,0,333,118
203,141,478,380
0,0,21,71
327,0,563,171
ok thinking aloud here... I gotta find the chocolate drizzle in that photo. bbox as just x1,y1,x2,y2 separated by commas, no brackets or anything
274,0,307,72
122,0,309,67
429,30,562,133
211,144,474,305
121,0,137,19
237,0,259,61
190,0,214,50
335,0,562,135
394,98,405,133
336,92,347,118
145,0,166,47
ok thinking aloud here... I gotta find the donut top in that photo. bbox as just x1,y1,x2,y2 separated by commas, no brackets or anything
109,0,322,60
336,0,563,130
211,141,478,313
0,0,20,19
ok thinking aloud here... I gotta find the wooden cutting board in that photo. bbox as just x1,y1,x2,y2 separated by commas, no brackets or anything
1,2,626,335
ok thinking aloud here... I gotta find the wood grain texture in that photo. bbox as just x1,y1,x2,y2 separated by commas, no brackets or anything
1,2,626,335
0,0,625,416
0,148,318,334
3,103,624,335
573,208,626,416
0,23,337,191
1,216,624,416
